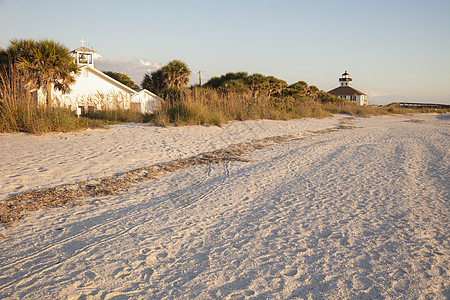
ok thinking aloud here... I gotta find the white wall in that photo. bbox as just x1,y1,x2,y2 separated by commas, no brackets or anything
336,95,368,106
132,92,162,113
40,68,162,113
356,95,368,106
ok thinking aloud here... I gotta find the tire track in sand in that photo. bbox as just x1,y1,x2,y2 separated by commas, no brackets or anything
0,118,355,292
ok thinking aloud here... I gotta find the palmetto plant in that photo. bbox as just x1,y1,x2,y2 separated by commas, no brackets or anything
161,60,191,89
6,39,78,107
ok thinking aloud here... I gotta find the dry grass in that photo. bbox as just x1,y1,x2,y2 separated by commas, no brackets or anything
150,87,449,127
150,88,332,126
323,102,449,116
0,67,149,133
70,91,146,123
2,64,447,133
0,65,105,134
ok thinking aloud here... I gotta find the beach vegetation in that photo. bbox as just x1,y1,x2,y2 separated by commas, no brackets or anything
61,91,151,123
162,60,191,89
0,63,104,134
150,69,449,127
149,86,333,126
142,60,191,94
1,37,448,133
141,69,165,95
1,39,78,107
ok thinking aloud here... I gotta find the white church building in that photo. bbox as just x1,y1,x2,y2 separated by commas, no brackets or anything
327,71,368,106
37,44,162,114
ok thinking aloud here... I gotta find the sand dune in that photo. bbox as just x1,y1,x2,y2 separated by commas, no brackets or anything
0,114,448,299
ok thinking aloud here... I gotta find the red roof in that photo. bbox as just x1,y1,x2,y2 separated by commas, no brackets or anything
327,86,366,96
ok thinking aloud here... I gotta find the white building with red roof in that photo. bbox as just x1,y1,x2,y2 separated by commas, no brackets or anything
328,71,368,105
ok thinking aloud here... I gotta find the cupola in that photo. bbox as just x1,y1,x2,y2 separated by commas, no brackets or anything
71,39,96,67
339,71,352,86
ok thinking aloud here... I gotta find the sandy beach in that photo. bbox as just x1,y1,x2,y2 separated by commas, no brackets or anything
0,114,448,299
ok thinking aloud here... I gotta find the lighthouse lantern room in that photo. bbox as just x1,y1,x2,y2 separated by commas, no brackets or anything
339,71,352,86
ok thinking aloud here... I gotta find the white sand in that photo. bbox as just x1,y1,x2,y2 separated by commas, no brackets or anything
0,114,448,299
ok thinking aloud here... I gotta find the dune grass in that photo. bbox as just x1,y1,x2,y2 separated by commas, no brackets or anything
0,66,105,134
2,65,448,134
73,91,154,124
149,88,332,127
0,102,105,134
82,108,147,123
322,101,449,116
149,87,449,127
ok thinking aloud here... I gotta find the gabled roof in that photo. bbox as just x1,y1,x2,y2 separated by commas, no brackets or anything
328,86,366,96
71,46,97,53
78,66,160,100
134,89,164,101
79,65,140,95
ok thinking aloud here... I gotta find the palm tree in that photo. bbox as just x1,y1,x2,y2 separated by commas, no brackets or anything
141,69,165,94
0,39,36,92
1,39,35,65
267,76,287,97
161,60,191,89
247,73,268,98
306,85,320,100
7,39,78,107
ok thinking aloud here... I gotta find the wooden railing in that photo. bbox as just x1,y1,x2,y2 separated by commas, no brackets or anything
387,102,450,109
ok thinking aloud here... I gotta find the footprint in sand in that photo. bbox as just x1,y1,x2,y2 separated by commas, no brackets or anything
428,266,443,276
392,279,409,292
146,251,169,264
84,270,97,280
282,267,298,277
352,276,372,290
141,268,154,281
112,267,131,279
242,196,252,202
156,252,168,259
317,229,333,238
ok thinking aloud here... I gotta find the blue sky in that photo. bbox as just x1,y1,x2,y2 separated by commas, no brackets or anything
1,0,449,104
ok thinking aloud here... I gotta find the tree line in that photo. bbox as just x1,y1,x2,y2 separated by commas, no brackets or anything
140,63,340,103
1,38,341,107
202,72,336,102
140,60,340,103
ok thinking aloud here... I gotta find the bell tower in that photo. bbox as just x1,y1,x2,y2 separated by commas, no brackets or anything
339,71,352,86
71,39,97,68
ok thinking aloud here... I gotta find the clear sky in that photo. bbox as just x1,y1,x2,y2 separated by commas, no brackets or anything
1,0,449,104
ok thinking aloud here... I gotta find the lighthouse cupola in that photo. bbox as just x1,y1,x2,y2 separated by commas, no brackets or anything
339,71,352,86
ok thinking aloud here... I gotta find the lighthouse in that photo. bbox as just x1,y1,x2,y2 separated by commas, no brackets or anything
339,71,352,86
328,71,368,105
